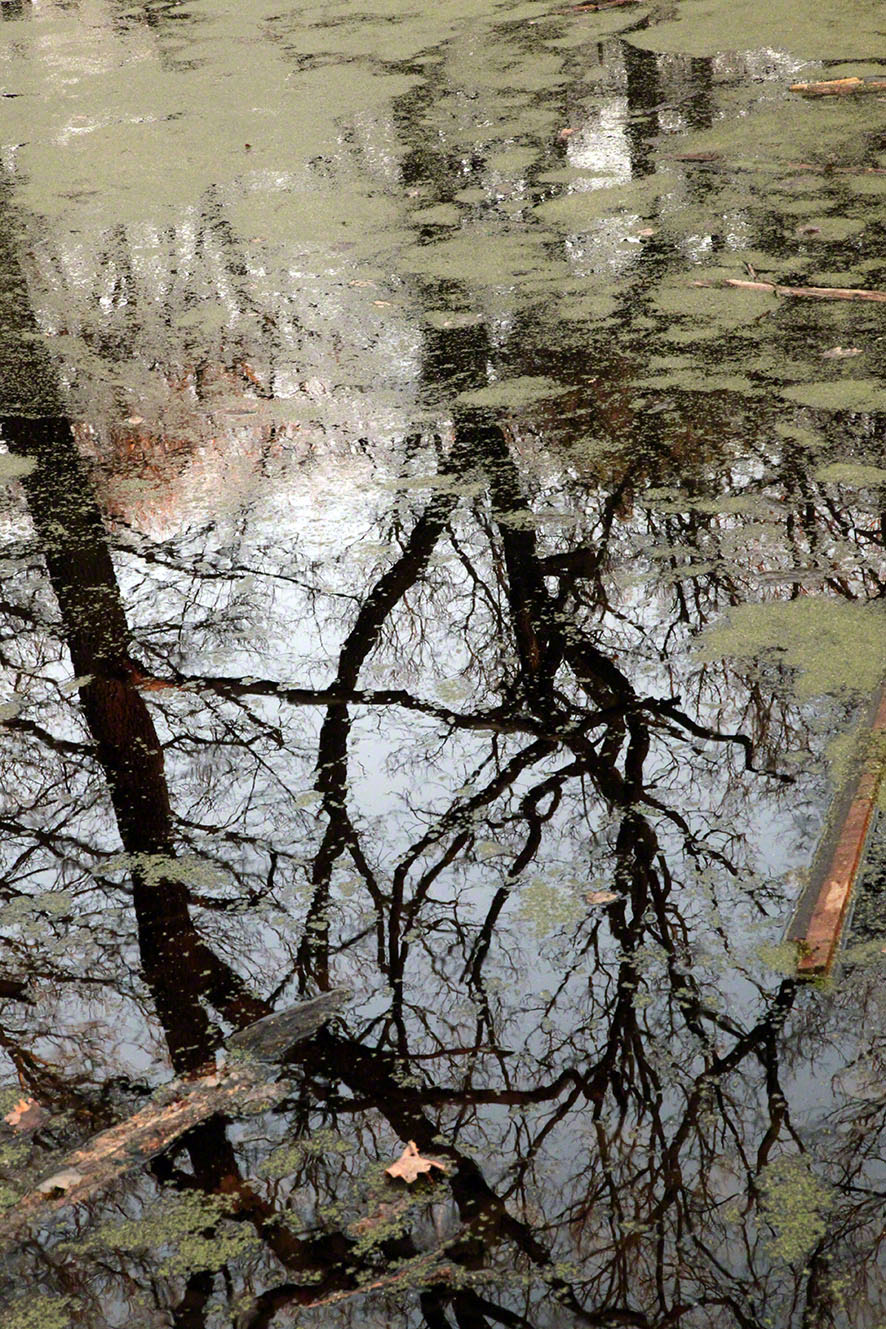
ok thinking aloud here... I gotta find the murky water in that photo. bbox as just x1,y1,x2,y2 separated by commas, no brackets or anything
1,1,886,1324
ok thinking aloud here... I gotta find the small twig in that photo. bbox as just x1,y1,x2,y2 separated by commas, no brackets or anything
790,77,886,97
692,278,886,303
557,0,638,11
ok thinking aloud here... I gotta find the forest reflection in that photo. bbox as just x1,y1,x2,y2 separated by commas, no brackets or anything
1,6,886,1328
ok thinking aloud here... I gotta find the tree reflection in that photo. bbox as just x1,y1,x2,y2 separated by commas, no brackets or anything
1,11,886,1329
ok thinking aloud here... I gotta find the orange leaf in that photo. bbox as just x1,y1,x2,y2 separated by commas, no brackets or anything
385,1141,448,1184
4,1096,49,1132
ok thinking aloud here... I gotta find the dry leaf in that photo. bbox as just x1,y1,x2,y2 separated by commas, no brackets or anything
4,1096,49,1132
586,889,618,905
821,346,862,359
385,1141,448,1184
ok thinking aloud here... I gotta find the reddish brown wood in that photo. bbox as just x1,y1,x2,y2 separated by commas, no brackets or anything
797,690,886,975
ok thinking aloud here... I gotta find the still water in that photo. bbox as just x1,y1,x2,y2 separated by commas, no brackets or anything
1,0,886,1324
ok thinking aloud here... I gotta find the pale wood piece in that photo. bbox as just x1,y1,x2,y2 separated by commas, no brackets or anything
790,77,886,97
691,278,886,302
0,1064,287,1246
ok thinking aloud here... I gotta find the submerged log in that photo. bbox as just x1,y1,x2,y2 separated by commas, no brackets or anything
0,990,349,1246
0,1064,287,1246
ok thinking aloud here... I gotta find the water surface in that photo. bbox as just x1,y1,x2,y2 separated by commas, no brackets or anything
1,1,886,1325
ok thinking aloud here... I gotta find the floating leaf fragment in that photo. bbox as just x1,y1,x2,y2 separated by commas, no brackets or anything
4,1096,49,1132
385,1141,448,1184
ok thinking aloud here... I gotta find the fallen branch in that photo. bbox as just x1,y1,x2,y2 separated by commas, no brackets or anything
691,278,886,303
790,77,886,97
558,0,638,11
0,1064,287,1246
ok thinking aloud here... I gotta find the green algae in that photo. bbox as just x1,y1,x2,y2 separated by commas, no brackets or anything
814,462,886,488
758,1153,833,1264
635,0,885,59
756,940,801,975
517,878,585,938
0,1297,72,1329
699,600,886,701
456,376,563,408
259,1127,351,1180
412,204,463,227
782,379,883,412
70,1191,261,1276
103,852,223,889
0,454,36,484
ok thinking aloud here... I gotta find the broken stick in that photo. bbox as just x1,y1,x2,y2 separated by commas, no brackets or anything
0,1063,287,1247
691,278,886,303
790,77,886,97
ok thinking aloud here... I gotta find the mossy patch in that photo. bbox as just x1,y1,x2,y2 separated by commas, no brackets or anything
758,1153,833,1264
0,1296,72,1329
814,462,886,488
68,1191,261,1277
516,878,585,937
698,600,886,700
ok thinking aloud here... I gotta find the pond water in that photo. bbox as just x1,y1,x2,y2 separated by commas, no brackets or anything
1,0,886,1325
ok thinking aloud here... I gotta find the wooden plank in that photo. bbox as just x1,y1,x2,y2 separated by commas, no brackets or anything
789,689,886,976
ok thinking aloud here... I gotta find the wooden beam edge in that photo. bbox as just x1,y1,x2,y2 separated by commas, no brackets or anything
791,689,886,977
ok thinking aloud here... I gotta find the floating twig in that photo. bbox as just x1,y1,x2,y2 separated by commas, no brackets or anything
790,77,886,97
692,278,886,303
558,0,639,11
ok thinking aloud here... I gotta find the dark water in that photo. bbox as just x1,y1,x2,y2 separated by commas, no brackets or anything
1,1,886,1325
